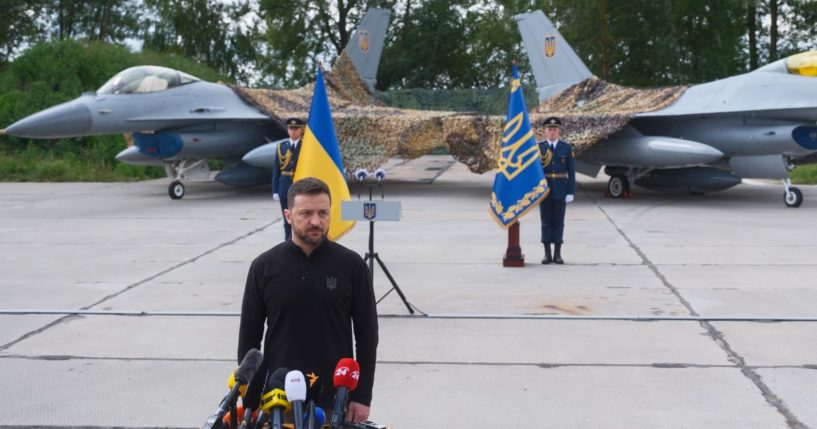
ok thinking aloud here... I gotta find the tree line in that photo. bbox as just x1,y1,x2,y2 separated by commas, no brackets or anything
3,0,817,91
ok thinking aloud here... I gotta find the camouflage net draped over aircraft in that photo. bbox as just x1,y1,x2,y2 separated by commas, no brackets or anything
232,55,689,175
232,53,505,174
530,77,688,155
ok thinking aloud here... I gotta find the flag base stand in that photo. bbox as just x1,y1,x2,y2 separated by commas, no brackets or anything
503,222,525,267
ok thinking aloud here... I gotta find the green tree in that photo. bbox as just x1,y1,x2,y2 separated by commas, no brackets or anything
44,0,140,42
0,0,46,64
549,0,747,86
141,0,261,84
256,0,395,87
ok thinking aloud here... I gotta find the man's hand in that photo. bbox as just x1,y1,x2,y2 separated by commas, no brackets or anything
273,193,280,201
346,401,370,423
565,194,574,203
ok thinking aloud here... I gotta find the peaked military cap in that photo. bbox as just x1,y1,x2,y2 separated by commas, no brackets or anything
542,116,562,127
285,117,305,128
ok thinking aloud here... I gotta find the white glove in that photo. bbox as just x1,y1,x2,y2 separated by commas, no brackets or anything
273,193,280,201
565,194,574,203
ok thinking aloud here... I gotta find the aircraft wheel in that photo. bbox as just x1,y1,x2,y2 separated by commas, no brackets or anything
784,187,803,208
607,174,629,198
169,181,185,200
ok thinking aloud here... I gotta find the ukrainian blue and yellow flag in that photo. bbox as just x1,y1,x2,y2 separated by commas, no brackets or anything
489,64,548,228
294,67,355,239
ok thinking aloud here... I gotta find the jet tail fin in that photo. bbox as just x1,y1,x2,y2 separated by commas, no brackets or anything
343,8,391,92
514,10,592,102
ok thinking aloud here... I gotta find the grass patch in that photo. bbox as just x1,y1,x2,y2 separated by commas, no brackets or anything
0,151,165,182
791,164,817,185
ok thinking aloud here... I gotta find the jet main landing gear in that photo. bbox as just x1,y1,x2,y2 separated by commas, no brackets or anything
606,174,631,198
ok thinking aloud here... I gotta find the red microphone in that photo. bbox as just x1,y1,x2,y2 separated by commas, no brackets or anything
330,358,360,428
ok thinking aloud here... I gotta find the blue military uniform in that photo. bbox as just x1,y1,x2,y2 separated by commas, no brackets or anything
538,116,575,264
272,118,304,240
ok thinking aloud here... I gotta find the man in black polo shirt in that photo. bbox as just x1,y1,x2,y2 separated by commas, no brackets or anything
238,177,379,423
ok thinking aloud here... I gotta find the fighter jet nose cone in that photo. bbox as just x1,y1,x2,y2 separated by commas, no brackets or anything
5,100,93,139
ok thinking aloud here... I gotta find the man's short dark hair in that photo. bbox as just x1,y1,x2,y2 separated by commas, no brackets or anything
287,177,331,208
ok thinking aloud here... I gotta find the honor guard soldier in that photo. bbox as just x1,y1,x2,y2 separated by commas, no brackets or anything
272,117,305,240
538,116,576,264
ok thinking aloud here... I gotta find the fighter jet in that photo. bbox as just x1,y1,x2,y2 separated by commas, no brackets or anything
1,8,390,199
516,10,817,207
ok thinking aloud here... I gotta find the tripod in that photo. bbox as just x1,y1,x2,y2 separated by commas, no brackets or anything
361,184,417,315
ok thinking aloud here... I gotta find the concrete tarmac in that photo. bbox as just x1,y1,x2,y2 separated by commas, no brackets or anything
1,155,817,428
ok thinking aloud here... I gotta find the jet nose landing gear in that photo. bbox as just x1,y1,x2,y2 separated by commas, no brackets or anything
164,159,209,200
168,180,185,199
783,178,803,208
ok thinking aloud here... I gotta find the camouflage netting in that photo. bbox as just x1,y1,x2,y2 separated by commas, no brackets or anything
232,52,505,173
530,77,688,155
232,58,689,175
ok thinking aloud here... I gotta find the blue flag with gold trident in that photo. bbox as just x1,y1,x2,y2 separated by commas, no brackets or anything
489,64,548,228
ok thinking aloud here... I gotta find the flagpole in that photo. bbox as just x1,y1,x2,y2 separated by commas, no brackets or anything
503,221,524,267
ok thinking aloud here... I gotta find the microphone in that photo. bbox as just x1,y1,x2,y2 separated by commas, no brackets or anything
373,168,387,181
304,372,323,429
201,349,263,429
259,367,291,429
305,406,326,429
354,168,369,181
329,358,360,429
240,360,268,429
285,370,307,429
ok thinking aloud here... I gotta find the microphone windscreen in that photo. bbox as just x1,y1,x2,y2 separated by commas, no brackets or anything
285,370,307,401
354,168,369,181
242,359,269,410
333,358,360,391
235,349,263,384
267,367,289,390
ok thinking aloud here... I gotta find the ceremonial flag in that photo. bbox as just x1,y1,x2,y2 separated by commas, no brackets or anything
489,64,548,227
294,67,355,239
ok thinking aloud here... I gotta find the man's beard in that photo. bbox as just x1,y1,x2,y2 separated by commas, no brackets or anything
293,225,327,246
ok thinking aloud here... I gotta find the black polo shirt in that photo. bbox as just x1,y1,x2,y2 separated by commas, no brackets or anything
238,239,378,407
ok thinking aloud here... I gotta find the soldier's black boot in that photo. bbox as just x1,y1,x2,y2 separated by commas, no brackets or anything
553,243,564,264
541,243,552,264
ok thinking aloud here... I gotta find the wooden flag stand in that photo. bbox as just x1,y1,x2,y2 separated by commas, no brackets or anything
503,221,525,267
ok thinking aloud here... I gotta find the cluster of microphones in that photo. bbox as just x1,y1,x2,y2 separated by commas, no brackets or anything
353,168,387,182
201,349,385,429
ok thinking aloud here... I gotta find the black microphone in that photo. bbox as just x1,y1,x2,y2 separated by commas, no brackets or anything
305,372,324,429
240,359,269,429
258,367,291,429
330,358,360,429
201,349,263,429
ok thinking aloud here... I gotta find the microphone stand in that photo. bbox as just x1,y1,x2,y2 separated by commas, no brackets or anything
363,182,416,315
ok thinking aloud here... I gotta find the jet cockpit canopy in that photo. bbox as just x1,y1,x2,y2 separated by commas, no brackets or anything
97,66,201,95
